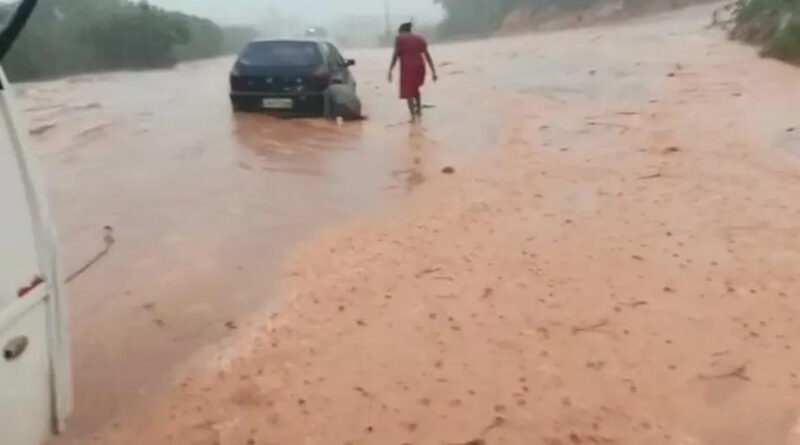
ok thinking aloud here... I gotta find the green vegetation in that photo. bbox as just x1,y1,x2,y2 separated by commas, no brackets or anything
0,0,258,81
732,0,800,61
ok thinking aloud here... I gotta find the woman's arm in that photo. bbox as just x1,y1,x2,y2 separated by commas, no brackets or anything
424,48,438,82
388,44,399,82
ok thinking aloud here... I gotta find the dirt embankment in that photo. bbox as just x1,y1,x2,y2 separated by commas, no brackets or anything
499,0,719,33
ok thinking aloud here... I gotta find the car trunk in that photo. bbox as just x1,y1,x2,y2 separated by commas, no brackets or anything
231,59,329,94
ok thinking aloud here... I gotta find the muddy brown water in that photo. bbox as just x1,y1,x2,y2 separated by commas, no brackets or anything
22,49,504,441
22,5,758,442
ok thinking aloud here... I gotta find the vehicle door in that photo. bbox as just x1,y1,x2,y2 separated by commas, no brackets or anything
325,42,355,88
0,65,71,445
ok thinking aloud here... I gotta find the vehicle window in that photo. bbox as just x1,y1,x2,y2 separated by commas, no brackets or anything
326,43,346,66
238,41,323,67
318,42,330,62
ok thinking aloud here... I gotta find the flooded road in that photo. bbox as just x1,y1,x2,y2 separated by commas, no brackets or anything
26,49,504,441
26,3,800,444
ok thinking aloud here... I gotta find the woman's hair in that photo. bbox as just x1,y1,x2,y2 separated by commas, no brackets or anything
398,22,412,33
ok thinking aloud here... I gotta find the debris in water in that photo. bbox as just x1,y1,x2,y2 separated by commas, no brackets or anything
71,101,101,111
481,416,505,435
415,267,442,278
699,363,750,381
455,440,485,445
65,226,115,284
639,172,663,180
29,122,56,136
571,319,610,334
77,122,111,138
225,321,237,330
442,166,455,174
662,146,681,154
104,225,115,245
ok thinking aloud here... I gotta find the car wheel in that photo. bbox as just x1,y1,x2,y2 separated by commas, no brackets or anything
231,98,246,112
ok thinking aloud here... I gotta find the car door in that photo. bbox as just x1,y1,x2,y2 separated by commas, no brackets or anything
325,42,355,88
0,67,71,445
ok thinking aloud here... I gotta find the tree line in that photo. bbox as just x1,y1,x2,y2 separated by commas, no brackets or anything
0,0,258,81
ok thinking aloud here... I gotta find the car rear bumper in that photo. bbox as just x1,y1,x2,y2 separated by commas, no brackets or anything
230,91,324,113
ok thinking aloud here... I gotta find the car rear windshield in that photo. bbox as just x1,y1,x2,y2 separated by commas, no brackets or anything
238,41,323,67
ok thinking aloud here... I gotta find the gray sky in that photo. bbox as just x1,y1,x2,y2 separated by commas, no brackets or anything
149,0,443,25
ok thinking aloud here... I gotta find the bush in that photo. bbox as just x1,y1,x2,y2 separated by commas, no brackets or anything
732,0,800,62
764,18,800,58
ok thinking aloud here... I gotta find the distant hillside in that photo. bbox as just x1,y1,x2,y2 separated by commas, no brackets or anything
434,0,716,37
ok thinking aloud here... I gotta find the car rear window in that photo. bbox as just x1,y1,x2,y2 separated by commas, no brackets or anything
238,41,323,67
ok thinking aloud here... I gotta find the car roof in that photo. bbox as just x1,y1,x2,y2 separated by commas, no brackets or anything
247,37,331,45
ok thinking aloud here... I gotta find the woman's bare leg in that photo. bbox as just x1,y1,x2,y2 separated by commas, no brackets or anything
407,98,416,121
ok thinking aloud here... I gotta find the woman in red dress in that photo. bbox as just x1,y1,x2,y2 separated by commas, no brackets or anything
388,22,438,121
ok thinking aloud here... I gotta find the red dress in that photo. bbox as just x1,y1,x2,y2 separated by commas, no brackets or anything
395,33,427,99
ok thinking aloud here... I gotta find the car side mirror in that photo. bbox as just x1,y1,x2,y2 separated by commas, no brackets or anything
345,59,356,67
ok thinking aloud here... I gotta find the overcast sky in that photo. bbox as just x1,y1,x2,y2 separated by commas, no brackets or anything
148,0,443,25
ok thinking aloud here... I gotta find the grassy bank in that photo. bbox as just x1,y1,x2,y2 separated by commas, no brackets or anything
731,0,800,62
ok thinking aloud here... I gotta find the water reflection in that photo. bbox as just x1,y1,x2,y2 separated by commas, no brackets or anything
232,113,364,176
390,124,431,192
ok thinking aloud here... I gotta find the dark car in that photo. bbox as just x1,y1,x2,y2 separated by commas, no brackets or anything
229,38,357,114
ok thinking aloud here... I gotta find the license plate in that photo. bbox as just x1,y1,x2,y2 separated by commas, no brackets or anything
262,98,293,109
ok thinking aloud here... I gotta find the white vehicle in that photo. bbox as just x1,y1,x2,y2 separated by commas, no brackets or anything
0,1,72,444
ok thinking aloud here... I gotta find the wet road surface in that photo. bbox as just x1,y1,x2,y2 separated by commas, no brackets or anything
28,4,800,444
26,49,503,441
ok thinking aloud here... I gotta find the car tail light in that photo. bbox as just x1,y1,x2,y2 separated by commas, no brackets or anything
312,64,329,79
311,65,330,91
